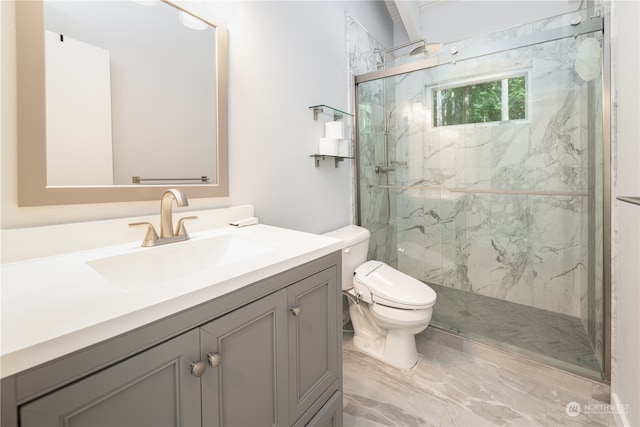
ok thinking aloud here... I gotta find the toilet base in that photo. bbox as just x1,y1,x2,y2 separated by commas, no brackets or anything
352,329,420,369
347,297,425,369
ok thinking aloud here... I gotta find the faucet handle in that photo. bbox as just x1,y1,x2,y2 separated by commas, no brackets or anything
175,216,198,239
129,222,159,247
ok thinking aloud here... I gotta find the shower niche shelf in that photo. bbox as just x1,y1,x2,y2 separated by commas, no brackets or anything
309,105,353,168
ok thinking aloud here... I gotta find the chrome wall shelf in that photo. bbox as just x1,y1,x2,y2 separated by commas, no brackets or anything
309,104,353,121
310,154,353,168
309,104,353,168
617,196,640,207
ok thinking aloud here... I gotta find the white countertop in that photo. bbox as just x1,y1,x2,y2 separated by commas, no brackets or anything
0,222,342,378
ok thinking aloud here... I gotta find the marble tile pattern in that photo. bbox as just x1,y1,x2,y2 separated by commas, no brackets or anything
348,13,399,266
346,15,386,77
348,10,606,370
343,332,616,427
390,33,597,316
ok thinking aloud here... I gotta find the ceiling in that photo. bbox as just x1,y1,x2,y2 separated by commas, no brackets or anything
384,0,440,41
384,0,439,22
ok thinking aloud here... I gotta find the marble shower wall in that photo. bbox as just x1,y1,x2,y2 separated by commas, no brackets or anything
347,15,399,266
354,15,604,323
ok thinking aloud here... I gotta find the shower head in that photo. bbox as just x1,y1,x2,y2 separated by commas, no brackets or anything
410,42,444,56
384,40,443,62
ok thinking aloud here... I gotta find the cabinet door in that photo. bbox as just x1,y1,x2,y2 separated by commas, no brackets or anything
20,329,202,427
304,392,343,427
200,290,289,427
288,267,339,423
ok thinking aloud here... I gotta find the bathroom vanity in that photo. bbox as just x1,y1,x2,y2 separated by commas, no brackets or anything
1,207,344,427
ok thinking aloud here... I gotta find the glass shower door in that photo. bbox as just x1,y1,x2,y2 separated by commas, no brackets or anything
355,7,605,379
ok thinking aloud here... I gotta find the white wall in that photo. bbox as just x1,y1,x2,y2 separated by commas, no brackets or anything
45,31,114,186
225,1,392,232
0,1,393,231
611,1,640,425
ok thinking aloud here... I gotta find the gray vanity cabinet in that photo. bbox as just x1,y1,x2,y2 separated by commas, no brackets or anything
199,265,340,427
287,269,339,423
300,390,343,427
5,253,342,427
19,329,203,426
200,289,289,427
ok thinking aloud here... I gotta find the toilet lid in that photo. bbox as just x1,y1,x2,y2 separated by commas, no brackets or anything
353,261,437,310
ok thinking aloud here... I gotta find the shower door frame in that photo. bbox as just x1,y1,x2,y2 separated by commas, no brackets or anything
352,14,611,382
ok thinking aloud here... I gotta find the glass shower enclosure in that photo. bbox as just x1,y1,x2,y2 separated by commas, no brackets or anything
354,7,608,379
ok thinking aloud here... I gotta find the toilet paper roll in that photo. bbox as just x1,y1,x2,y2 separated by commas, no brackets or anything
325,121,345,139
318,138,340,156
338,139,350,157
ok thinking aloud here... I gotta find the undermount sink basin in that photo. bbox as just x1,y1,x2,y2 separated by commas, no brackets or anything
86,233,276,292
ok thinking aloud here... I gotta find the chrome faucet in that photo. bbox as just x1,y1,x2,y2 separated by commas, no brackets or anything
129,189,198,247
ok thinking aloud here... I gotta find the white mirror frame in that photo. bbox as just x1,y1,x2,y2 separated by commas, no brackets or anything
16,0,229,206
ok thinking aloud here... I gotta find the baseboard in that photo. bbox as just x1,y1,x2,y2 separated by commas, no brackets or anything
610,392,631,427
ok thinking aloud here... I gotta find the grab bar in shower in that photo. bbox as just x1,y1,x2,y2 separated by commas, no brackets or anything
617,196,640,206
370,184,588,198
132,176,210,184
450,188,588,197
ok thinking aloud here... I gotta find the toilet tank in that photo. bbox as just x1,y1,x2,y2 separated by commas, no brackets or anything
323,225,370,290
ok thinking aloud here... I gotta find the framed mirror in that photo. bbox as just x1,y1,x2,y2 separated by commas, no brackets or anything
16,0,228,206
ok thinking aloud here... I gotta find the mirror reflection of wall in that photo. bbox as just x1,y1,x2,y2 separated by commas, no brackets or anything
45,31,114,186
44,0,217,185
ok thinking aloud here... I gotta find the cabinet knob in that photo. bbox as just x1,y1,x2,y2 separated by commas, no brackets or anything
190,361,206,377
289,306,302,317
207,352,222,368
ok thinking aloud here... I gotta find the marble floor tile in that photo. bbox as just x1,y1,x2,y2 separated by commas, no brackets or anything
342,334,615,427
343,339,448,427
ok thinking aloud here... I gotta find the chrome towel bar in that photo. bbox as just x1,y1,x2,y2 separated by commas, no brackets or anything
370,184,588,197
132,176,210,184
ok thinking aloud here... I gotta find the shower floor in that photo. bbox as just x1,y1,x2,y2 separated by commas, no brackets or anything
427,283,602,378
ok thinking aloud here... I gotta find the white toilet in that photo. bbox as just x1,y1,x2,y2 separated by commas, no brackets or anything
324,225,437,369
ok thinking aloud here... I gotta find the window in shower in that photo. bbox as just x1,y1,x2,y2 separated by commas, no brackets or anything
433,74,526,127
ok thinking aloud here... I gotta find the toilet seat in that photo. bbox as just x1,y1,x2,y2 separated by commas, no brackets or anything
353,261,437,310
370,302,433,327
